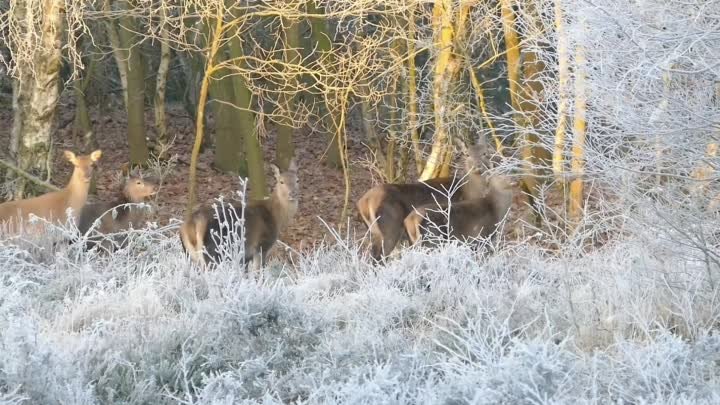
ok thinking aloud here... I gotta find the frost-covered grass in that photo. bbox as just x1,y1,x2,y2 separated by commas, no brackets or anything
1,218,720,405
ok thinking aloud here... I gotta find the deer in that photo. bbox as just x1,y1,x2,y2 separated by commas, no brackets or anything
180,159,299,268
403,174,516,248
0,150,102,234
356,141,492,262
75,174,158,251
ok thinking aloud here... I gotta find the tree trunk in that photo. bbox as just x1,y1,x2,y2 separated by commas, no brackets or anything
569,37,588,226
209,41,247,175
308,0,342,168
553,0,570,179
103,0,128,107
420,0,456,181
405,4,423,175
210,70,247,175
227,37,267,199
361,94,388,180
185,13,225,223
275,17,302,171
117,5,149,166
74,57,97,151
8,0,64,198
154,24,172,158
501,0,540,212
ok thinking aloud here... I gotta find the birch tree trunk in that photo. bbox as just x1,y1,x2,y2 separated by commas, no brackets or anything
154,25,172,157
9,0,64,198
419,0,456,181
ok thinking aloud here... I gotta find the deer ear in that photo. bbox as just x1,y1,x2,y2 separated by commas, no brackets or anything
119,162,130,177
64,150,77,163
90,150,102,162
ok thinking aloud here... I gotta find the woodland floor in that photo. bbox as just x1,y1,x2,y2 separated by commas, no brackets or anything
0,101,552,260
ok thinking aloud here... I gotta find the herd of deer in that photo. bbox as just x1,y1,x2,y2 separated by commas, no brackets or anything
0,140,515,267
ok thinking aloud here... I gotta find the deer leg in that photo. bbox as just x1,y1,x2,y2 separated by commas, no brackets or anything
371,203,405,263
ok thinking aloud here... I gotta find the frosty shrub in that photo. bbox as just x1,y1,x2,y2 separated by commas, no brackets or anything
1,216,719,404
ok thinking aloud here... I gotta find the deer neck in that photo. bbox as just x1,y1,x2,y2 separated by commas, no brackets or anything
65,170,91,216
269,191,298,231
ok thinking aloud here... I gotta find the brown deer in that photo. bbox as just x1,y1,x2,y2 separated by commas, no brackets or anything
403,174,515,247
76,174,158,251
356,142,492,262
180,160,299,267
0,150,102,234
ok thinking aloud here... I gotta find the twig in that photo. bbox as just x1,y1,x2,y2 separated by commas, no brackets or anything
0,158,61,192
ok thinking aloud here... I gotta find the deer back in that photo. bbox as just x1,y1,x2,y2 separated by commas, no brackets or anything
405,175,515,245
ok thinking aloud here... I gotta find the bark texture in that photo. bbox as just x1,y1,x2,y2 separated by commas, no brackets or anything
9,0,65,198
117,7,149,166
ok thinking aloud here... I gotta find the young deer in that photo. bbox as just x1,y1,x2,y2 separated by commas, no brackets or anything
76,175,158,251
403,175,515,246
180,160,299,267
356,143,492,262
0,150,102,234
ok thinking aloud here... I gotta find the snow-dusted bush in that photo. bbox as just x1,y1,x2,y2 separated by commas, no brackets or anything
1,220,718,404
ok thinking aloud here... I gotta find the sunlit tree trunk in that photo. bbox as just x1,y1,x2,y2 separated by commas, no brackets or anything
569,37,588,226
420,0,456,181
186,11,224,222
117,1,149,165
501,0,540,209
8,0,64,198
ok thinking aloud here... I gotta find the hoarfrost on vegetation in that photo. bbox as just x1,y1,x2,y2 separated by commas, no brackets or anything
1,0,720,403
1,221,719,404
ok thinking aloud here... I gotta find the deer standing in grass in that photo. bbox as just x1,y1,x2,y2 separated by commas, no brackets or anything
180,160,299,268
356,142,492,262
403,174,516,247
0,150,102,234
76,174,158,251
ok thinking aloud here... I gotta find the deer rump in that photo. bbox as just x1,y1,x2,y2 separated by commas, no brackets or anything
185,202,280,266
358,177,462,260
406,197,505,247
